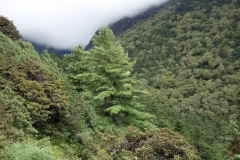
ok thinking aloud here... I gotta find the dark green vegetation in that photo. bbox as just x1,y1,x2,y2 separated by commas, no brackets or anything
1,0,240,159
0,17,197,159
0,16,20,41
116,0,240,159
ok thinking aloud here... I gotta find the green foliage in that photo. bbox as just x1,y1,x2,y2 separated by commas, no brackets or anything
0,32,69,125
41,50,62,77
0,138,69,160
116,0,240,159
0,31,80,159
223,116,240,159
106,126,198,159
0,16,20,41
3,1,239,158
67,27,155,129
0,87,37,146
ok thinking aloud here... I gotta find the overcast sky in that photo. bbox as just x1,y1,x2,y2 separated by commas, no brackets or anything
0,0,168,49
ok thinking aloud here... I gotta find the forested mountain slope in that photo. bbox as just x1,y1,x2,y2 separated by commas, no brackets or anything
0,16,199,159
85,4,168,50
1,0,240,158
110,3,168,36
115,0,240,159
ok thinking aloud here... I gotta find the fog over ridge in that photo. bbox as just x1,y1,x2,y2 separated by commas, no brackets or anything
0,0,169,49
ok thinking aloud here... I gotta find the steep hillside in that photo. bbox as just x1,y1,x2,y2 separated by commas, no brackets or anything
116,0,240,159
0,17,199,159
110,3,168,36
85,4,168,50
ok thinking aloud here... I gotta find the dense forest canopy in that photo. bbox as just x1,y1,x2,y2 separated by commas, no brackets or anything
1,0,240,159
116,0,240,159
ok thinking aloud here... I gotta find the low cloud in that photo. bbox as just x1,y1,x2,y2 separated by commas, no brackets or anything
0,0,168,49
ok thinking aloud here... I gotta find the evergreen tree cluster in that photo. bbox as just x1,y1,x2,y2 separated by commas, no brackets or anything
66,28,155,129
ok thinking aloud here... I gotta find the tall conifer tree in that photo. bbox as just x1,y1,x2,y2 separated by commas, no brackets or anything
70,27,155,128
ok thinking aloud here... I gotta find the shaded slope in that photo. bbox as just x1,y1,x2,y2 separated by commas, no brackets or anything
118,0,240,118
85,2,169,50
116,0,240,159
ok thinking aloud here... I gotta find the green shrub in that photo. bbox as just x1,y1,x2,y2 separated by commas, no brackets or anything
0,139,57,160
